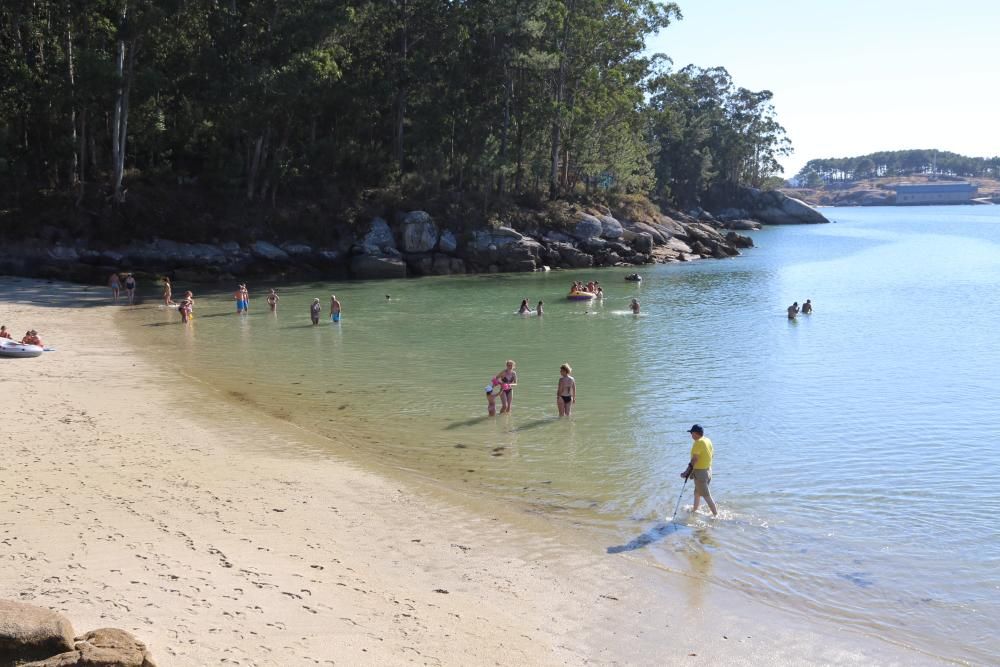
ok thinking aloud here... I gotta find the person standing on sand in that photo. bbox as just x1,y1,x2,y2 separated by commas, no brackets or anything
496,360,518,414
802,299,813,314
124,273,137,305
330,294,342,322
787,302,799,319
556,363,576,417
267,289,279,312
310,298,322,325
681,424,718,517
109,273,121,304
162,277,175,306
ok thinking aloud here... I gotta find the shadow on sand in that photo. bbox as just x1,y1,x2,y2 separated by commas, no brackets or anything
443,415,493,430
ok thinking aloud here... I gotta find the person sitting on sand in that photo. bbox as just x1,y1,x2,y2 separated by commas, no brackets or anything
0,325,11,339
310,298,322,325
557,363,576,417
162,277,175,306
267,289,279,312
802,299,813,314
109,272,121,304
21,330,42,346
630,298,640,314
787,302,799,319
518,298,531,315
536,300,544,316
330,295,342,322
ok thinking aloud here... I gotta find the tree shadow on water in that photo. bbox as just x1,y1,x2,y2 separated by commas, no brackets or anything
607,522,685,554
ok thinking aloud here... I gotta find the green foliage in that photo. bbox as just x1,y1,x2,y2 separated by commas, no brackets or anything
647,64,791,207
0,0,791,236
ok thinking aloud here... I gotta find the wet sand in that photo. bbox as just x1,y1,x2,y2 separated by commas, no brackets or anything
0,278,944,665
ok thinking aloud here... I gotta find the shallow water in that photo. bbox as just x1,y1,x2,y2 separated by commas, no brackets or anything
122,206,1000,663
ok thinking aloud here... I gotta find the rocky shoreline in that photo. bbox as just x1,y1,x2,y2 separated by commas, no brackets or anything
0,189,826,284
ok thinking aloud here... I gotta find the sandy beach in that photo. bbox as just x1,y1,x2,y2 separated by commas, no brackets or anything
0,278,945,666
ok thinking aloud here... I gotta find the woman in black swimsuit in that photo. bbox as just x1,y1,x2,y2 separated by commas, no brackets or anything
124,273,137,305
496,360,518,414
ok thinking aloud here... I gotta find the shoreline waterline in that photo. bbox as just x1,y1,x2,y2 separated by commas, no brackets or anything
0,276,956,664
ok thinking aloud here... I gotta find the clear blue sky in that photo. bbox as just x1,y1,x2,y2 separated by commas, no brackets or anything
646,0,1000,176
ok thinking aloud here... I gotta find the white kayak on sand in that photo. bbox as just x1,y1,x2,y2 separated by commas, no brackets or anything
0,339,44,358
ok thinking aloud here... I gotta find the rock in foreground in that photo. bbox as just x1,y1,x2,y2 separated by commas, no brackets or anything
0,600,76,664
24,628,156,667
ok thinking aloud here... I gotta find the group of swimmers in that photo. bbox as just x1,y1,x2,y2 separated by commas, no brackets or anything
0,325,43,346
787,299,814,319
517,299,544,315
570,280,605,298
484,359,578,418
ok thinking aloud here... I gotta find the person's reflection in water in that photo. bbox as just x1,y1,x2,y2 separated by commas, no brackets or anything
680,527,718,609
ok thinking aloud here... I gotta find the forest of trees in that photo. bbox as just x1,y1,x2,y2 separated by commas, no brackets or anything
797,149,1000,186
1,0,792,237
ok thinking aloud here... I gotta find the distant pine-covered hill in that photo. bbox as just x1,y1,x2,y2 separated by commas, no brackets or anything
794,149,1000,186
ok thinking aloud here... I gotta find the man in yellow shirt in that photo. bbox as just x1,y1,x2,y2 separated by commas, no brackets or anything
681,424,717,517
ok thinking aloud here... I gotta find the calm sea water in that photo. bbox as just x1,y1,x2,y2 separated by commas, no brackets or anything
122,206,1000,664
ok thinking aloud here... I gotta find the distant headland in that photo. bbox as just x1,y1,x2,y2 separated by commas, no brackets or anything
785,149,1000,207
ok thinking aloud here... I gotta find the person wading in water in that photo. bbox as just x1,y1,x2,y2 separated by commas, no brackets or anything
681,424,718,517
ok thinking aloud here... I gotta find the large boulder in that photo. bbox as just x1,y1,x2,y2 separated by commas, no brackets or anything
542,230,575,244
438,230,458,253
280,242,313,257
740,188,829,224
470,227,523,251
726,231,754,248
251,241,290,262
350,254,407,280
401,211,438,253
623,221,667,244
360,217,396,253
0,600,76,664
572,213,603,240
431,253,453,275
48,246,79,262
551,242,594,268
25,628,156,667
599,215,624,240
631,232,654,254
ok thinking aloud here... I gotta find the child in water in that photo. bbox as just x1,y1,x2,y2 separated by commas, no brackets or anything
310,298,322,325
630,298,640,314
485,381,498,416
557,363,576,417
267,289,279,311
